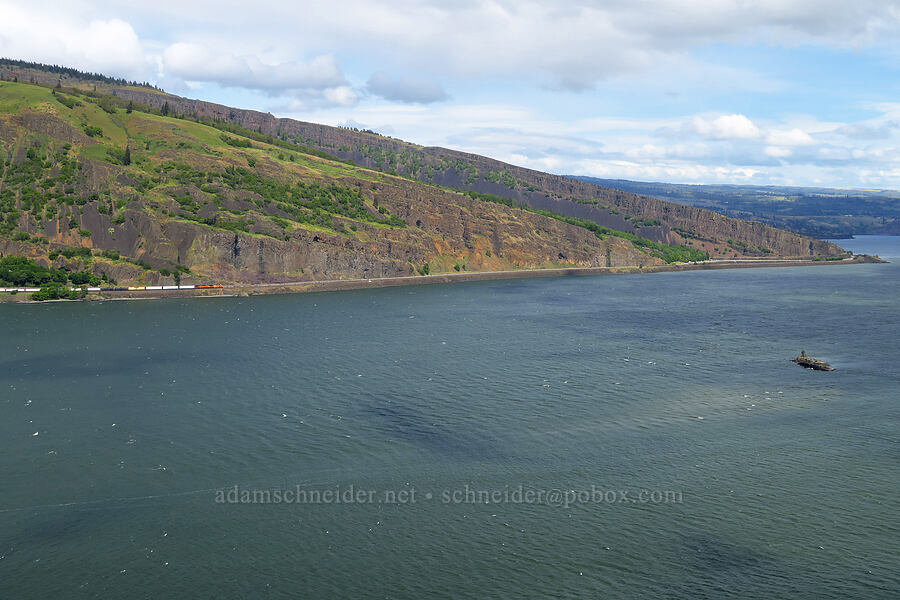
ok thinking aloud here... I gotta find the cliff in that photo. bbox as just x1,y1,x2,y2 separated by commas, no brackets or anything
0,79,663,286
99,86,844,259
0,61,846,288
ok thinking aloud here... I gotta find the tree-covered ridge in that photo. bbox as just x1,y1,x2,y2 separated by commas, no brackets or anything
0,58,159,89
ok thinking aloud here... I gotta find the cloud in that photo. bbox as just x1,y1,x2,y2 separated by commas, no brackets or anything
17,0,899,94
162,43,346,93
835,121,900,140
322,86,359,107
765,146,793,158
5,0,900,187
691,114,761,140
292,98,900,187
366,72,448,103
766,128,815,146
167,0,899,90
0,4,148,78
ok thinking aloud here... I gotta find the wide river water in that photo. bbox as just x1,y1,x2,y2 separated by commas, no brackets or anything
1,236,898,598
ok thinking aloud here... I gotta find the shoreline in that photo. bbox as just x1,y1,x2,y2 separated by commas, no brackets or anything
0,256,885,304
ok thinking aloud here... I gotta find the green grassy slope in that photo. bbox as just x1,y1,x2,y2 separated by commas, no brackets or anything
0,79,712,287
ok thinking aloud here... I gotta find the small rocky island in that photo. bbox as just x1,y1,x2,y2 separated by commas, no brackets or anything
792,350,835,371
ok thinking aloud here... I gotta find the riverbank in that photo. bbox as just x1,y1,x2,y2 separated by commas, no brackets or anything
0,255,885,303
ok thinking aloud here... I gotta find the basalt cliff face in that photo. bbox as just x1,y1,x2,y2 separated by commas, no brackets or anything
0,77,660,287
0,62,844,288
78,86,842,259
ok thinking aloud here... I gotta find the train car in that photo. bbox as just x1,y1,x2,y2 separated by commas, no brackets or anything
127,286,145,291
162,285,180,290
195,284,224,289
178,285,195,289
145,286,163,291
87,287,101,292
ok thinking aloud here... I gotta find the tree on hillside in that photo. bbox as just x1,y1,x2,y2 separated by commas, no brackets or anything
123,146,131,166
126,101,133,114
162,101,170,116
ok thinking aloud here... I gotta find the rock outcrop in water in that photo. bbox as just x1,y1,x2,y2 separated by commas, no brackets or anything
792,350,835,371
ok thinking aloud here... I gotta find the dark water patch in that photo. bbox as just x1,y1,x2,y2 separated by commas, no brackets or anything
366,398,504,461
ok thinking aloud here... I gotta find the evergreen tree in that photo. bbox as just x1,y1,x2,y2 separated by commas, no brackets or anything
123,146,131,166
126,101,133,114
162,101,170,116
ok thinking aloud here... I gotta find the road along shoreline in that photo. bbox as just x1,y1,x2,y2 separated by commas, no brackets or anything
0,256,885,303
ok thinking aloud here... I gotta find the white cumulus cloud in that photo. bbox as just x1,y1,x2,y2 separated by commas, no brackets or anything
766,128,815,146
692,114,761,140
0,4,148,78
162,43,346,93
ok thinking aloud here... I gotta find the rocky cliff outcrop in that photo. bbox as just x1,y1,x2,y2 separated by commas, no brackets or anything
86,84,842,258
2,63,844,258
0,66,847,289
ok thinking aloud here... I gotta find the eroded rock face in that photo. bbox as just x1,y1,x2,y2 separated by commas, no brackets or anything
87,85,843,258
0,67,843,287
108,179,663,283
3,166,661,286
12,112,94,145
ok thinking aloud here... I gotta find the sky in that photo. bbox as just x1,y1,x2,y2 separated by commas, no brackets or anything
3,0,900,188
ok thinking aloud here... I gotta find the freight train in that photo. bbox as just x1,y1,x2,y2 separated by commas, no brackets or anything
0,284,224,293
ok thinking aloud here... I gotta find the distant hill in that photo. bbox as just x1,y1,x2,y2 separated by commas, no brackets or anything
572,177,900,239
0,60,845,287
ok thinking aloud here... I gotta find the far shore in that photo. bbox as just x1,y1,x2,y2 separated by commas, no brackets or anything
0,255,886,304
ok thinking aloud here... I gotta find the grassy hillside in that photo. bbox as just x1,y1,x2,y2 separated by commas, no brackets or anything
1,78,716,287
2,59,851,262
1,59,847,261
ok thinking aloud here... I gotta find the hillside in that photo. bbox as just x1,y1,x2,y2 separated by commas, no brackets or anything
573,177,900,239
0,60,846,288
